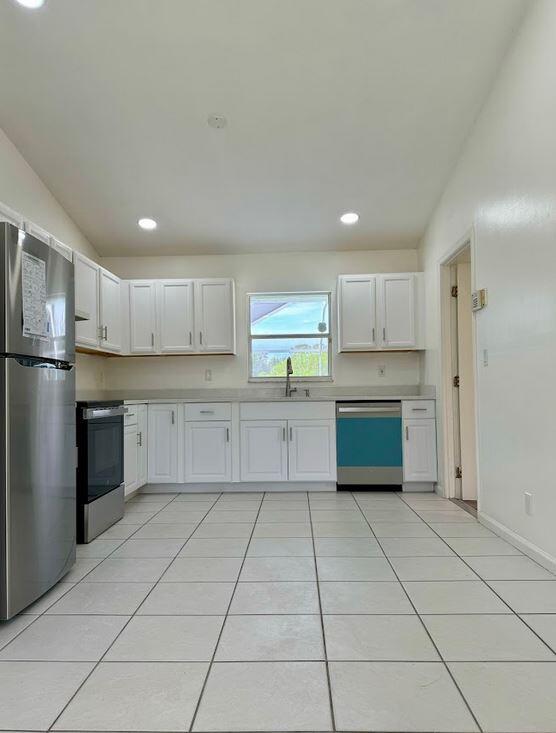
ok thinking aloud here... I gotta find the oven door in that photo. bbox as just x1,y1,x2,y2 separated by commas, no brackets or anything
81,407,125,502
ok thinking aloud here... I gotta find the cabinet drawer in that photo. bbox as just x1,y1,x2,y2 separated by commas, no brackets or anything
185,403,232,421
402,400,435,419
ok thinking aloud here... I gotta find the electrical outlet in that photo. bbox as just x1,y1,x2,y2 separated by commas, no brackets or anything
378,365,386,378
205,369,212,382
524,491,533,516
483,349,489,367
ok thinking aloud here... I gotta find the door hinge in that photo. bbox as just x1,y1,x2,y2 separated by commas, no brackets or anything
451,285,458,298
453,375,460,388
455,465,463,479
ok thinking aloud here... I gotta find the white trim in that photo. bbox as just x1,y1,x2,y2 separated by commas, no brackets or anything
479,511,556,575
437,226,480,504
141,482,337,493
247,291,333,380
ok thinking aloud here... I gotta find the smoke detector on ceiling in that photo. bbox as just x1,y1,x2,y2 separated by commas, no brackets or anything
207,114,228,129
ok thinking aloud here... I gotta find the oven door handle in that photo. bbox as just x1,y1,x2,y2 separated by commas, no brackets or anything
83,406,128,420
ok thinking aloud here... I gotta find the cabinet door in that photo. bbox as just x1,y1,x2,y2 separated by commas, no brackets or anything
403,419,437,482
129,281,157,353
240,421,288,482
378,274,416,348
338,275,377,351
185,421,232,482
288,420,336,481
74,252,100,348
99,269,122,353
137,405,148,488
195,279,235,353
158,280,195,353
147,404,179,483
124,424,139,497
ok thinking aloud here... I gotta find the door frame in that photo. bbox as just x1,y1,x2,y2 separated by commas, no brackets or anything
438,227,480,503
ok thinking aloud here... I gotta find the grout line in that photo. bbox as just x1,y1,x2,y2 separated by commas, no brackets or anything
46,493,223,732
307,491,337,732
351,491,484,733
187,492,265,733
396,493,556,656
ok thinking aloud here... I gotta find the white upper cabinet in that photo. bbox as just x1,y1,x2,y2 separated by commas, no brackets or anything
195,278,235,353
338,275,377,351
158,280,195,353
338,272,420,351
74,252,100,349
99,269,122,353
0,202,24,228
50,237,73,262
129,281,157,354
378,273,416,348
23,220,50,245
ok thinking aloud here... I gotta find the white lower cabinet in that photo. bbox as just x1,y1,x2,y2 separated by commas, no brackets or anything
124,423,139,496
137,404,148,488
288,420,336,481
240,412,336,483
185,421,232,482
240,420,288,482
403,418,437,482
148,404,179,483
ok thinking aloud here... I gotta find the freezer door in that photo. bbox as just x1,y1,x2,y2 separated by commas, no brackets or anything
0,357,76,620
0,222,75,362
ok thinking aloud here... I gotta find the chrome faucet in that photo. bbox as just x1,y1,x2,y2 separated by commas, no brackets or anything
285,357,297,398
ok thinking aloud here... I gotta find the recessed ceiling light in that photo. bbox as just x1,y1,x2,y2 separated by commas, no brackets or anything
340,211,359,225
15,0,45,8
138,218,157,231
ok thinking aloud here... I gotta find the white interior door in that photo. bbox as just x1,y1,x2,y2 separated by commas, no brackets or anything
124,424,139,496
129,281,157,353
288,420,336,481
158,280,195,353
379,274,416,348
99,269,122,352
457,263,478,500
185,422,232,482
403,419,437,482
147,404,178,483
240,420,288,482
74,252,100,348
195,279,235,353
338,275,377,350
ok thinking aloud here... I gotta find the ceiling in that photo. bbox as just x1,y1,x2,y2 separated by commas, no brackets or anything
0,0,528,256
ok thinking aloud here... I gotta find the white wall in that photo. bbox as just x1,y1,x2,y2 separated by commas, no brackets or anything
0,126,105,391
420,0,556,563
103,249,421,390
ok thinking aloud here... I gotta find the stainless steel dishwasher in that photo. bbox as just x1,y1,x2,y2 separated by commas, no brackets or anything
336,402,403,486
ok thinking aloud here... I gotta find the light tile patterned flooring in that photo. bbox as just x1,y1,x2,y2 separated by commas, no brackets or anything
1,490,556,732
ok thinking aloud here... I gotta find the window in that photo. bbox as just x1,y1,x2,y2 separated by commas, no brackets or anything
248,292,331,380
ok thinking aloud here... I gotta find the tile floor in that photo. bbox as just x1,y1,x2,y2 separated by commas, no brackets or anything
1,490,556,732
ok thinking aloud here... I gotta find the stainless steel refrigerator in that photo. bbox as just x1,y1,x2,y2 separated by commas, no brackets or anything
0,222,76,620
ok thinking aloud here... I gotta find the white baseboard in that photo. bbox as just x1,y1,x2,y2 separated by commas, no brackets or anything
142,482,337,494
479,511,556,575
402,482,435,493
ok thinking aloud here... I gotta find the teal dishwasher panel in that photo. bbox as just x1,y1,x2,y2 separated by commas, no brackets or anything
336,416,402,467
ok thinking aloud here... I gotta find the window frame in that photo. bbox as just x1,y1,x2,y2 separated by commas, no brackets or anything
247,291,333,382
